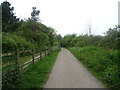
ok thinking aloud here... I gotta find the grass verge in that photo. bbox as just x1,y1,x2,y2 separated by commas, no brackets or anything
16,50,60,88
68,46,119,90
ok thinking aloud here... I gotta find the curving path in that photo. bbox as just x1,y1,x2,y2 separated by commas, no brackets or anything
44,48,106,88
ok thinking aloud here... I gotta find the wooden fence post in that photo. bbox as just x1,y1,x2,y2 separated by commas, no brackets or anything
48,47,50,55
45,48,46,56
32,49,35,63
16,49,20,65
40,49,42,59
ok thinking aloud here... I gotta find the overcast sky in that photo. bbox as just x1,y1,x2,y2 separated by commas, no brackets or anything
1,0,119,36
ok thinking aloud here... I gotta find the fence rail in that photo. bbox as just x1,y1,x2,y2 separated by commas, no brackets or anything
3,52,46,75
2,45,60,88
2,48,48,74
2,50,32,57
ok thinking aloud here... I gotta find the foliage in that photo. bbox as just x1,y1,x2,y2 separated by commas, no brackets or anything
1,1,20,32
31,7,40,21
2,32,34,53
61,26,119,50
16,20,57,50
69,46,119,89
2,1,61,89
61,34,76,47
2,1,60,52
100,27,120,49
2,67,21,88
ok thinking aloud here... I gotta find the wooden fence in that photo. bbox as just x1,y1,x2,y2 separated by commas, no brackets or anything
2,48,48,74
2,47,50,88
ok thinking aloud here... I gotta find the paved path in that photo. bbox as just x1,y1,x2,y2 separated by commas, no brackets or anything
44,48,105,88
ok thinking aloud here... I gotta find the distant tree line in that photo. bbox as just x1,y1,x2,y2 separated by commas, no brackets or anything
61,26,120,50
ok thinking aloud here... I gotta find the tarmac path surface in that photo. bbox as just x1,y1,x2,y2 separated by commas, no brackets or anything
44,48,105,88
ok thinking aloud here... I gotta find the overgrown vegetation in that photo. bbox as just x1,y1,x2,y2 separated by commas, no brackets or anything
61,27,119,50
60,25,120,89
1,1,61,88
69,46,119,89
1,0,120,89
60,18,120,89
17,50,60,88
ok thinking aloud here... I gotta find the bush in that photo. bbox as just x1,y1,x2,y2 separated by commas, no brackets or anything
2,32,35,53
69,46,119,89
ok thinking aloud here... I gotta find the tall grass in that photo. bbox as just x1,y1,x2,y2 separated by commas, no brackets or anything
69,46,119,89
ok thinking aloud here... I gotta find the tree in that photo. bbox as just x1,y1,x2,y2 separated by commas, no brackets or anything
103,27,120,49
61,34,76,47
57,34,62,46
31,7,40,21
1,1,19,32
57,34,62,41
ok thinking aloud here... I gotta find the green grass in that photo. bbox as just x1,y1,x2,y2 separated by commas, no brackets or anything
68,46,119,90
16,50,60,88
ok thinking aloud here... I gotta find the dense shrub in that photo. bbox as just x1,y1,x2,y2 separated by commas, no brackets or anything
2,32,35,53
61,26,120,50
69,46,119,89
